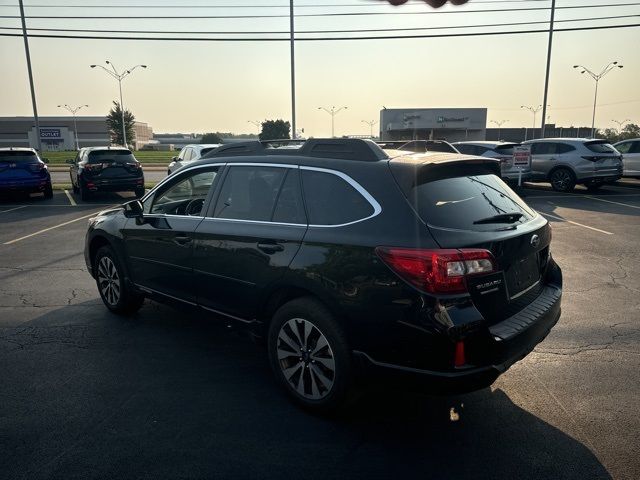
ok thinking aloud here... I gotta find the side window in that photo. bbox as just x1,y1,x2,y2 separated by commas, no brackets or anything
531,143,552,155
214,166,287,222
475,146,491,155
182,148,193,162
631,142,640,154
455,144,474,155
272,169,306,224
301,169,374,226
556,143,576,154
148,168,218,216
615,142,631,154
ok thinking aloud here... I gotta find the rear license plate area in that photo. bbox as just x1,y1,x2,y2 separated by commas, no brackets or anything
506,253,540,299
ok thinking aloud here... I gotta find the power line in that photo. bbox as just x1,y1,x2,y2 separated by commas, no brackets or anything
0,14,637,36
1,3,639,19
0,22,637,41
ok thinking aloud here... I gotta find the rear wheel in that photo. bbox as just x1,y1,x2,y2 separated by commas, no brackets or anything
94,245,144,315
43,183,53,199
549,168,576,192
268,297,354,413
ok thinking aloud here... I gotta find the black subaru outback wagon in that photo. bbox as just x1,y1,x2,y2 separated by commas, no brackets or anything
84,138,562,411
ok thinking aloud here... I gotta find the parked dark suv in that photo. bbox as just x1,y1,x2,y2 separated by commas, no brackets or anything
69,147,144,200
84,139,562,411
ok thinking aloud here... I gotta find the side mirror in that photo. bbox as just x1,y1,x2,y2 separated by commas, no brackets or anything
123,199,144,219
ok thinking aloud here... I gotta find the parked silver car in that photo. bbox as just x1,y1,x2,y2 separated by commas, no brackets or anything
523,138,623,192
613,138,640,178
453,141,531,182
167,143,222,175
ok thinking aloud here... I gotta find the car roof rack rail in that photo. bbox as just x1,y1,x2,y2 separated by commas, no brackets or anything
203,138,388,162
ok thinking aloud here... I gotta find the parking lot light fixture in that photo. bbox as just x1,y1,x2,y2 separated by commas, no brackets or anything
521,105,548,140
612,118,631,132
573,61,623,138
90,61,148,147
490,119,508,140
318,106,348,138
361,120,378,139
57,104,89,150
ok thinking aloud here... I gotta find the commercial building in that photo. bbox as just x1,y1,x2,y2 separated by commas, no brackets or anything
379,108,487,142
0,116,153,151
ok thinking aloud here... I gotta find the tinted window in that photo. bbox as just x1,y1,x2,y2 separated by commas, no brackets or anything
455,144,475,155
150,169,218,215
585,141,616,153
493,144,517,155
615,142,632,154
631,142,640,154
214,166,286,221
530,143,554,155
556,143,576,154
301,169,374,226
87,150,136,164
475,146,491,155
200,147,217,156
272,169,306,224
0,151,39,163
406,174,535,232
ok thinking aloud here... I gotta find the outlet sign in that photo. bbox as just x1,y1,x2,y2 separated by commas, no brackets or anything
437,116,469,123
40,128,61,138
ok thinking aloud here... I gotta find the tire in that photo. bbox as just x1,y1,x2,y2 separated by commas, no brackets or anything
43,183,53,199
549,168,576,193
80,184,91,202
94,245,144,315
134,187,145,198
267,297,354,413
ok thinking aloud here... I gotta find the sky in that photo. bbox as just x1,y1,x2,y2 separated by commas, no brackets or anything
1,0,639,137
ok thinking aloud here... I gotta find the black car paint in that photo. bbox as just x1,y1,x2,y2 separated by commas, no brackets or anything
70,149,144,194
85,149,562,391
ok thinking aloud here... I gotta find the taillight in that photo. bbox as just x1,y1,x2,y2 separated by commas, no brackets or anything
28,162,46,173
375,247,496,295
83,163,102,172
125,162,141,172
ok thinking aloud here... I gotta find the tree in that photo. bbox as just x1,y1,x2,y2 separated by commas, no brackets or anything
597,124,640,143
259,120,291,141
106,101,135,147
200,132,223,144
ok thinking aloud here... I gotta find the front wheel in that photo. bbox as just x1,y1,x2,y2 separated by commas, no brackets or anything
549,168,576,192
268,297,354,413
94,245,144,315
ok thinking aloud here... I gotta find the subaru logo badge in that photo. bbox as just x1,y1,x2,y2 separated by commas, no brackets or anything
530,234,540,248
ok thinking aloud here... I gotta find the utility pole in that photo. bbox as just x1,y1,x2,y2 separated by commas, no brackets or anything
361,120,378,139
318,106,347,137
490,120,508,140
58,104,89,150
521,105,546,139
289,0,296,139
18,0,42,152
540,0,555,139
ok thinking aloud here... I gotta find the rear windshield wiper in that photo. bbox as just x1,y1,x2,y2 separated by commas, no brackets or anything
473,212,524,224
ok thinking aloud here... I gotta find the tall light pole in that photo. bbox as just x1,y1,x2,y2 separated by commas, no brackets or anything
361,120,378,139
612,118,631,132
58,104,89,150
18,0,42,152
521,105,548,140
573,61,623,138
490,120,508,140
90,61,147,147
318,106,347,138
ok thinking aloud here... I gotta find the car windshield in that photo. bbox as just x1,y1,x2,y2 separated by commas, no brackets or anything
0,151,39,163
87,150,137,164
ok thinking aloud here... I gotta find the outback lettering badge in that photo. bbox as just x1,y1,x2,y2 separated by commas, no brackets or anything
530,234,540,248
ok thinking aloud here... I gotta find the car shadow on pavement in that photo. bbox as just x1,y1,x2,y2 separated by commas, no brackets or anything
0,300,612,480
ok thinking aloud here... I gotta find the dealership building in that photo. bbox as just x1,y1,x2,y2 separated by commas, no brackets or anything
379,108,487,142
0,116,153,151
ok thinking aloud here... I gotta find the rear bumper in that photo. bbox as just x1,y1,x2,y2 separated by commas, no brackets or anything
0,176,51,193
354,284,561,394
82,176,144,192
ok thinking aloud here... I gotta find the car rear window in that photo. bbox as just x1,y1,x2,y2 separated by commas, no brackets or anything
87,150,136,164
493,144,518,155
0,151,39,163
200,147,217,156
585,141,617,154
406,174,535,232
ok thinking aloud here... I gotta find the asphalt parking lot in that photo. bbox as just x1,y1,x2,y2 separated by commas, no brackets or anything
1,181,639,480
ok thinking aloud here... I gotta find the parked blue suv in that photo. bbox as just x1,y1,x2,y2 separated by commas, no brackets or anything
0,148,53,199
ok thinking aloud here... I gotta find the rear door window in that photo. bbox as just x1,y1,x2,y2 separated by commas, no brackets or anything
272,169,306,224
530,143,554,155
556,143,576,154
585,141,617,154
0,151,39,163
631,142,640,154
405,174,535,232
301,169,375,226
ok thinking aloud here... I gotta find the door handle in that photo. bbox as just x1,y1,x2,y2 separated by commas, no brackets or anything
257,242,284,254
174,235,192,245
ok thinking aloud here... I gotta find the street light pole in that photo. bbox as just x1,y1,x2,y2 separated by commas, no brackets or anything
57,104,89,150
573,61,623,138
612,118,631,132
490,120,508,140
361,120,378,139
18,0,42,152
318,106,347,137
90,61,147,147
521,105,547,139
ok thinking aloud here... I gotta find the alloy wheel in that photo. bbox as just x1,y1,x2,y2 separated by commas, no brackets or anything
551,170,572,191
276,318,336,400
97,256,121,306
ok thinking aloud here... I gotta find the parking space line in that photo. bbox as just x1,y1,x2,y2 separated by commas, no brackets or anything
537,211,613,235
3,210,102,245
63,189,77,206
583,195,640,210
0,205,28,214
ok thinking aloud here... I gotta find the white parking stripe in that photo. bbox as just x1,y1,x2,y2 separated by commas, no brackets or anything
538,211,613,235
3,210,102,245
0,205,28,214
583,195,640,210
63,189,77,206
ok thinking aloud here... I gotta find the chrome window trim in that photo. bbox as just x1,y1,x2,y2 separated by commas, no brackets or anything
141,162,226,202
201,217,306,228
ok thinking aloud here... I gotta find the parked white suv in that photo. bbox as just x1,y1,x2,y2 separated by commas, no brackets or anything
523,138,623,192
613,138,640,178
453,141,531,182
167,144,222,175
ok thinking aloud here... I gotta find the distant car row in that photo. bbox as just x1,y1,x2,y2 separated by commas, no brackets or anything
0,148,53,199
